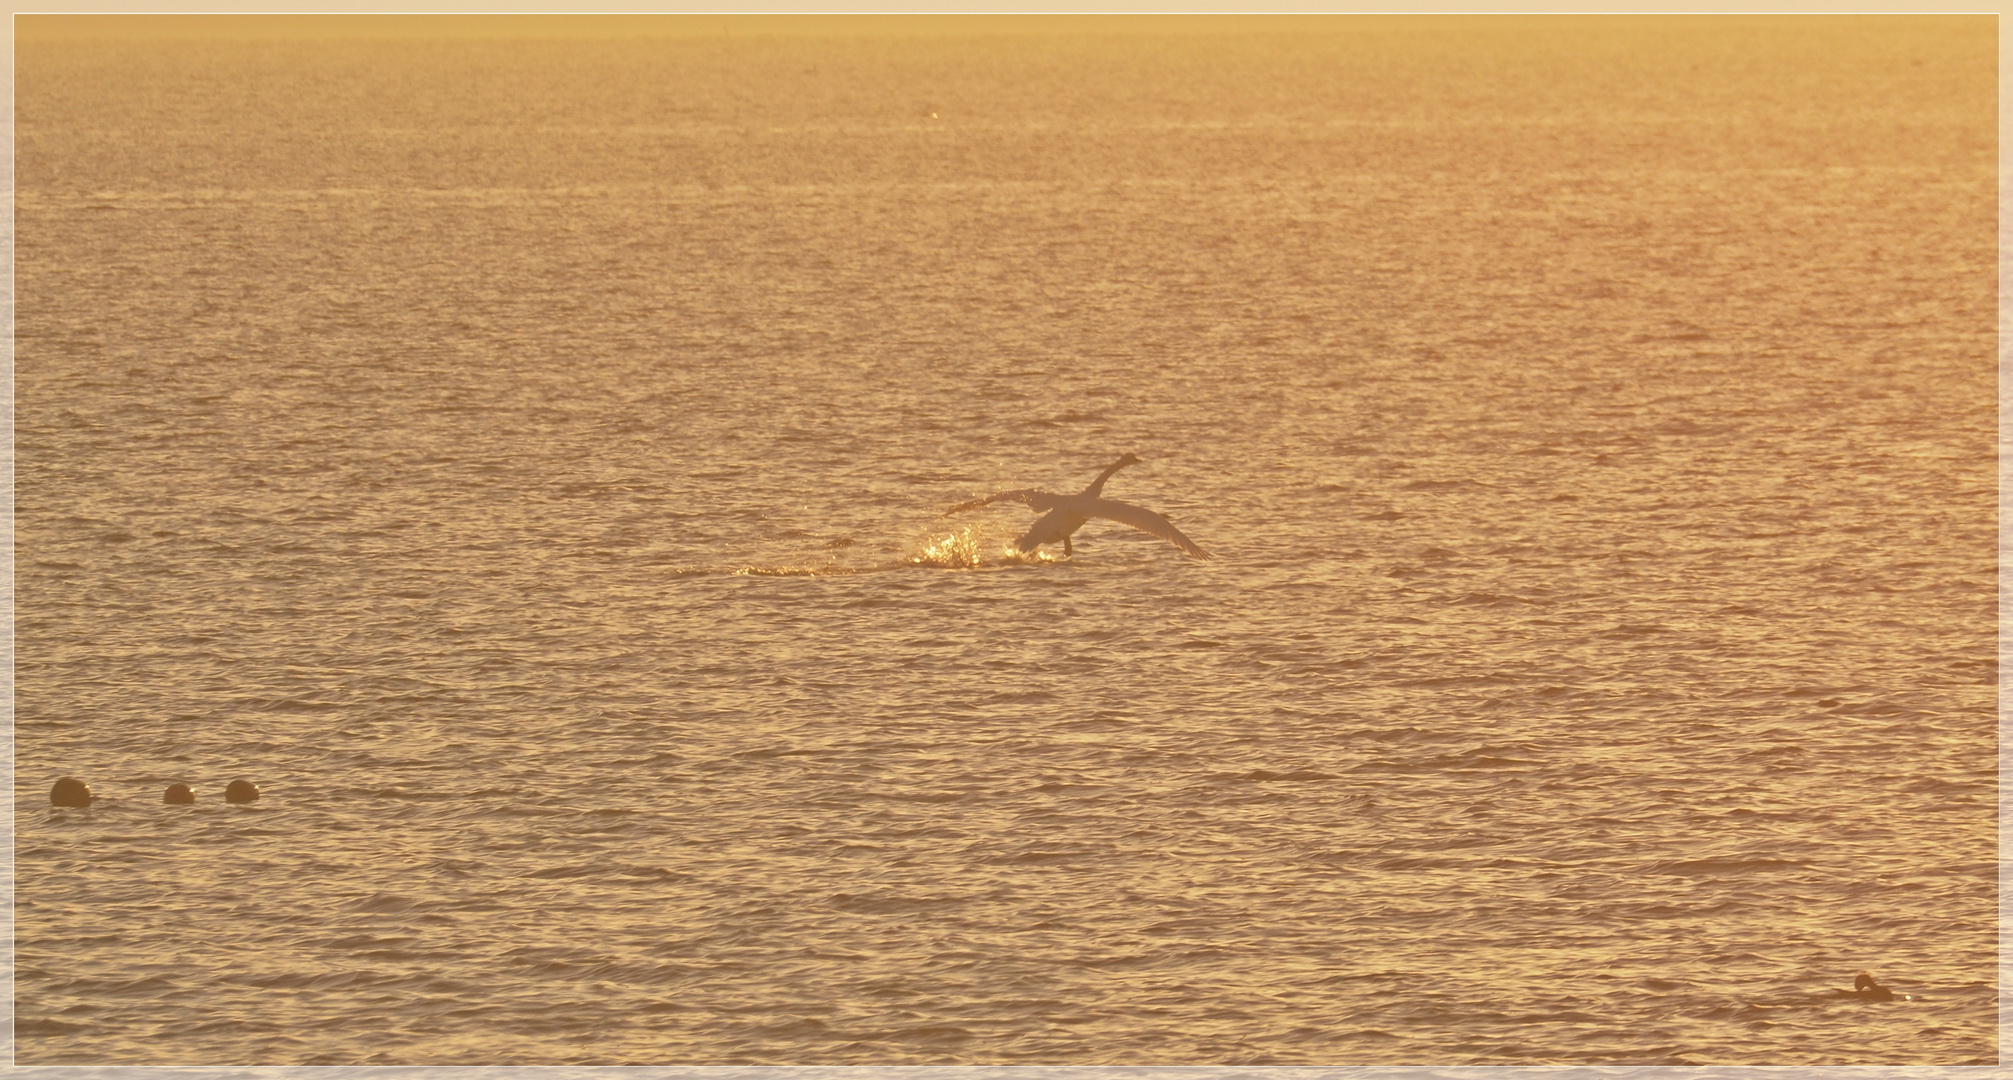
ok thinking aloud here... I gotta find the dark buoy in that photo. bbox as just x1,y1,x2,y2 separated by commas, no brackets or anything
224,779,261,804
164,783,195,805
50,777,92,808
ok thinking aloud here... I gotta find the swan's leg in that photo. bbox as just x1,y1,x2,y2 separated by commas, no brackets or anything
1064,536,1073,557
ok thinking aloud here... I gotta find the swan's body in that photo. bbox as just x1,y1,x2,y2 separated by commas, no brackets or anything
1842,972,1896,1002
943,453,1211,559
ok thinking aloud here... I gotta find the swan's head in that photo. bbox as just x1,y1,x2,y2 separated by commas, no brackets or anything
1113,453,1142,469
1854,972,1881,993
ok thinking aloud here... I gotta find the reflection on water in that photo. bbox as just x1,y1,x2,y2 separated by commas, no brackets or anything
909,527,991,570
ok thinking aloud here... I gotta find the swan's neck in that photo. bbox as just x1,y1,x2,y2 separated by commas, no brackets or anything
1082,459,1131,498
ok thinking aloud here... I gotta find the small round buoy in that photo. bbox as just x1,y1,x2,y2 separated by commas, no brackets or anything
224,779,261,804
164,783,195,805
50,777,92,808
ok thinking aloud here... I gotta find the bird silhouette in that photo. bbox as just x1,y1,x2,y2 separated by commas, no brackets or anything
1843,972,1897,1002
943,454,1211,559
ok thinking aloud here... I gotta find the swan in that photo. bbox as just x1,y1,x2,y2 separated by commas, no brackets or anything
942,453,1212,559
1841,972,1897,1002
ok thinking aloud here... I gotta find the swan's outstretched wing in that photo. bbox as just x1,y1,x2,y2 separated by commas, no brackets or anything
1087,498,1213,558
942,488,1061,517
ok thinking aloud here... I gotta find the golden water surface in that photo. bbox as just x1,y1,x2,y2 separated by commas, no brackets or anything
12,15,1999,1066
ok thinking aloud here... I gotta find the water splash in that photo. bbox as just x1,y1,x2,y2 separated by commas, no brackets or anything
908,527,987,569
905,527,1065,569
731,562,865,577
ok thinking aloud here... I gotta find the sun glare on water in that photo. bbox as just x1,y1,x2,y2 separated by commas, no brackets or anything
908,527,990,568
907,527,1066,568
908,527,984,568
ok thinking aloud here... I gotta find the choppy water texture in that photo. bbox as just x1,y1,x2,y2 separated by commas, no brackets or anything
11,15,1999,1066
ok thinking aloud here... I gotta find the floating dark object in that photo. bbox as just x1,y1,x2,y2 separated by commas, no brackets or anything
1850,971,1895,1002
164,783,195,805
224,779,261,804
50,777,92,808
